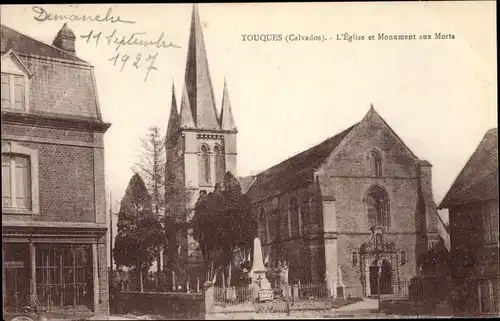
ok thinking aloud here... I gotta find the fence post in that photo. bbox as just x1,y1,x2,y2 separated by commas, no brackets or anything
286,285,291,316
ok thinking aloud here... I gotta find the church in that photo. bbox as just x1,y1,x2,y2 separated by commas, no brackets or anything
243,107,440,297
163,5,441,297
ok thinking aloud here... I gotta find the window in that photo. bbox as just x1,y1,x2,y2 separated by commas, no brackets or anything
267,213,281,243
259,208,267,245
366,186,390,228
214,145,225,183
428,240,438,250
369,150,382,177
290,198,300,238
199,145,210,184
400,251,406,265
275,214,282,242
300,199,310,234
1,73,26,111
267,214,275,243
479,279,500,314
352,252,358,266
482,203,499,245
35,244,93,310
2,154,31,210
2,142,39,214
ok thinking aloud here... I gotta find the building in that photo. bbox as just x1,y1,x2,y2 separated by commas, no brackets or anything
244,106,441,297
438,128,499,316
1,23,111,319
163,5,238,289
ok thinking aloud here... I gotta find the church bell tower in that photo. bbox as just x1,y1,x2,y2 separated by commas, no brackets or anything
164,4,238,287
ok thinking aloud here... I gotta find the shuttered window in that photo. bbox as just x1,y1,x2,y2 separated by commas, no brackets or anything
2,154,31,210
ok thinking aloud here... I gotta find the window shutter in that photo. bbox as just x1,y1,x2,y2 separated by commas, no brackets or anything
2,156,12,206
15,156,31,208
14,76,24,111
1,74,10,109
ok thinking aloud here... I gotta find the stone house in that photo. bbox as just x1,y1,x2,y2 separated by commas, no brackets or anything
1,23,111,319
438,128,498,316
244,106,440,298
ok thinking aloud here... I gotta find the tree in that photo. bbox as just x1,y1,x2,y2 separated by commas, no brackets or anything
134,126,166,216
191,172,257,286
113,174,163,292
134,126,167,275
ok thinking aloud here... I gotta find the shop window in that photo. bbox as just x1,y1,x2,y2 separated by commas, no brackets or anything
35,244,93,310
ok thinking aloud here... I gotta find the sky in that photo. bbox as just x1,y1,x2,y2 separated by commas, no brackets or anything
1,3,496,259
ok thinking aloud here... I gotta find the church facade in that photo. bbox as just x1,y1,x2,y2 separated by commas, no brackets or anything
163,5,238,289
244,108,441,297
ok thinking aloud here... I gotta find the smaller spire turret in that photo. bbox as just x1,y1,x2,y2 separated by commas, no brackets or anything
220,78,237,131
166,82,179,139
180,86,195,129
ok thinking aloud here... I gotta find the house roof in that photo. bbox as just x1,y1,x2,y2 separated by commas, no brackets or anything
238,175,256,194
246,124,357,201
1,24,89,65
439,128,498,208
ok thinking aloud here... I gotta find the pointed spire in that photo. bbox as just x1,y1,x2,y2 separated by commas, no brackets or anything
180,86,195,128
166,82,179,139
184,4,220,130
220,78,237,131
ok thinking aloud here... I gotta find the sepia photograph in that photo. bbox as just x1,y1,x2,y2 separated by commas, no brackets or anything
1,2,497,320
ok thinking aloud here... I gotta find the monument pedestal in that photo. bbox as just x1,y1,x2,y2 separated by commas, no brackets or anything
249,237,273,302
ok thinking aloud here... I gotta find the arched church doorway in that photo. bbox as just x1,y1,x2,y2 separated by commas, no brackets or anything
369,259,393,295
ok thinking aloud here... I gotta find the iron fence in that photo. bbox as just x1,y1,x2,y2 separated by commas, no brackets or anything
292,283,330,301
375,280,425,301
212,283,334,306
110,270,204,293
213,286,253,306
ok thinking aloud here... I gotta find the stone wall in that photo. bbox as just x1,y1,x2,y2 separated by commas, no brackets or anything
113,291,205,319
2,129,102,223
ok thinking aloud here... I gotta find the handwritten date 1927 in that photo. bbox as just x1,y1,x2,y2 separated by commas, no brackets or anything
109,52,158,82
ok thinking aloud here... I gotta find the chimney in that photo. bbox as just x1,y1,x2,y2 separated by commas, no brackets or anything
416,160,440,246
53,23,76,54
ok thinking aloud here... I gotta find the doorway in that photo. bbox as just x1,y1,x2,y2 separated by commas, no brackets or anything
4,243,31,313
369,259,393,295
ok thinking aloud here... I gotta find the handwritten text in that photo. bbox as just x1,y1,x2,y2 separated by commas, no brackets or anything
80,29,180,52
32,6,136,24
108,52,159,82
